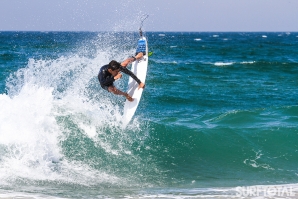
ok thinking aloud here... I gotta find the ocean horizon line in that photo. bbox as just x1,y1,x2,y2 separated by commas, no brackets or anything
0,30,298,33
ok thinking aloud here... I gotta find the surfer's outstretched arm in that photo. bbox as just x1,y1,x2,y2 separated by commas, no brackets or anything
120,67,145,89
120,53,144,67
121,57,135,67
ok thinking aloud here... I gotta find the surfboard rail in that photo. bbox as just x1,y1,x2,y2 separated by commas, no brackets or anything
122,36,148,126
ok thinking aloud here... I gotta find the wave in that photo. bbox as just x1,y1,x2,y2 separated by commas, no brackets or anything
143,105,298,186
240,61,255,64
214,62,234,66
0,34,161,191
152,59,295,67
209,60,298,67
3,49,296,191
206,105,298,128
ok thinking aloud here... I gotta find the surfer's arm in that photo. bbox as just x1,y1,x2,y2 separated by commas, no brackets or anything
120,67,141,84
120,67,145,89
120,57,135,67
121,54,144,67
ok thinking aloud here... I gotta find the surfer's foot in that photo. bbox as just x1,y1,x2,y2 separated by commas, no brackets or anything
125,93,134,102
135,52,144,60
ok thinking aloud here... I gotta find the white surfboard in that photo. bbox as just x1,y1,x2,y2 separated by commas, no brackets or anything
122,36,148,126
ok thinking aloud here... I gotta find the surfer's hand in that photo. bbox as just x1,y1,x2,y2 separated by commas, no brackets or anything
114,72,122,80
125,93,134,102
138,82,145,90
129,56,136,62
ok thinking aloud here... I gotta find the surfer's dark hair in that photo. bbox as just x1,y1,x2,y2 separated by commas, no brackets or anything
108,60,121,71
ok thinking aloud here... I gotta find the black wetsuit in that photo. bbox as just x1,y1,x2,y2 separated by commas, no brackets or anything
98,64,141,91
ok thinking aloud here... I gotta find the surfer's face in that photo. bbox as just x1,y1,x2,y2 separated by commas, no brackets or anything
108,68,120,76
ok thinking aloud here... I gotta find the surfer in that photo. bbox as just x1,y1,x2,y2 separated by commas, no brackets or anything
98,58,145,102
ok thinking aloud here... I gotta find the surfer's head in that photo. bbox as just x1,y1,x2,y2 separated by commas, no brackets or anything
108,60,121,71
108,60,121,76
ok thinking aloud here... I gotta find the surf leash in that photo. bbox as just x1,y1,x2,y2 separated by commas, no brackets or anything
139,14,149,37
137,15,152,57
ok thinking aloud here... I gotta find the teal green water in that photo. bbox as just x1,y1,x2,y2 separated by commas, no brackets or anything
0,32,298,198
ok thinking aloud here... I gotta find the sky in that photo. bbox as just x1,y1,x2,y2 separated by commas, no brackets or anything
1,0,298,32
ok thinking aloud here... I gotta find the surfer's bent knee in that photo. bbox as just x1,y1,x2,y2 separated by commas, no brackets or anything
107,86,116,93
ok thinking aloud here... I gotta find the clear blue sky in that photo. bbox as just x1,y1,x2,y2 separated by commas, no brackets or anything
1,0,298,32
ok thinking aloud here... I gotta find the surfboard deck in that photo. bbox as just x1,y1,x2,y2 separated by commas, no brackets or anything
122,37,148,126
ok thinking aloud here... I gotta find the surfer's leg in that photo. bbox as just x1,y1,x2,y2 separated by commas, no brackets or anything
108,85,121,94
108,86,133,101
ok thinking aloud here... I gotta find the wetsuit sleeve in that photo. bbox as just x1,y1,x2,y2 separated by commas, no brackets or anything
120,66,141,84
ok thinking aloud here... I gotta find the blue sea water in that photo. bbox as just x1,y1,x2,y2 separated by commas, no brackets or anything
0,31,298,198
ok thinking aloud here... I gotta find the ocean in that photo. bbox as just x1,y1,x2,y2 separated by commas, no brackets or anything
0,31,298,198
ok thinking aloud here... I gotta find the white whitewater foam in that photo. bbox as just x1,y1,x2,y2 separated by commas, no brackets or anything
214,62,234,66
124,184,298,199
0,85,62,183
241,61,255,64
0,42,136,187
